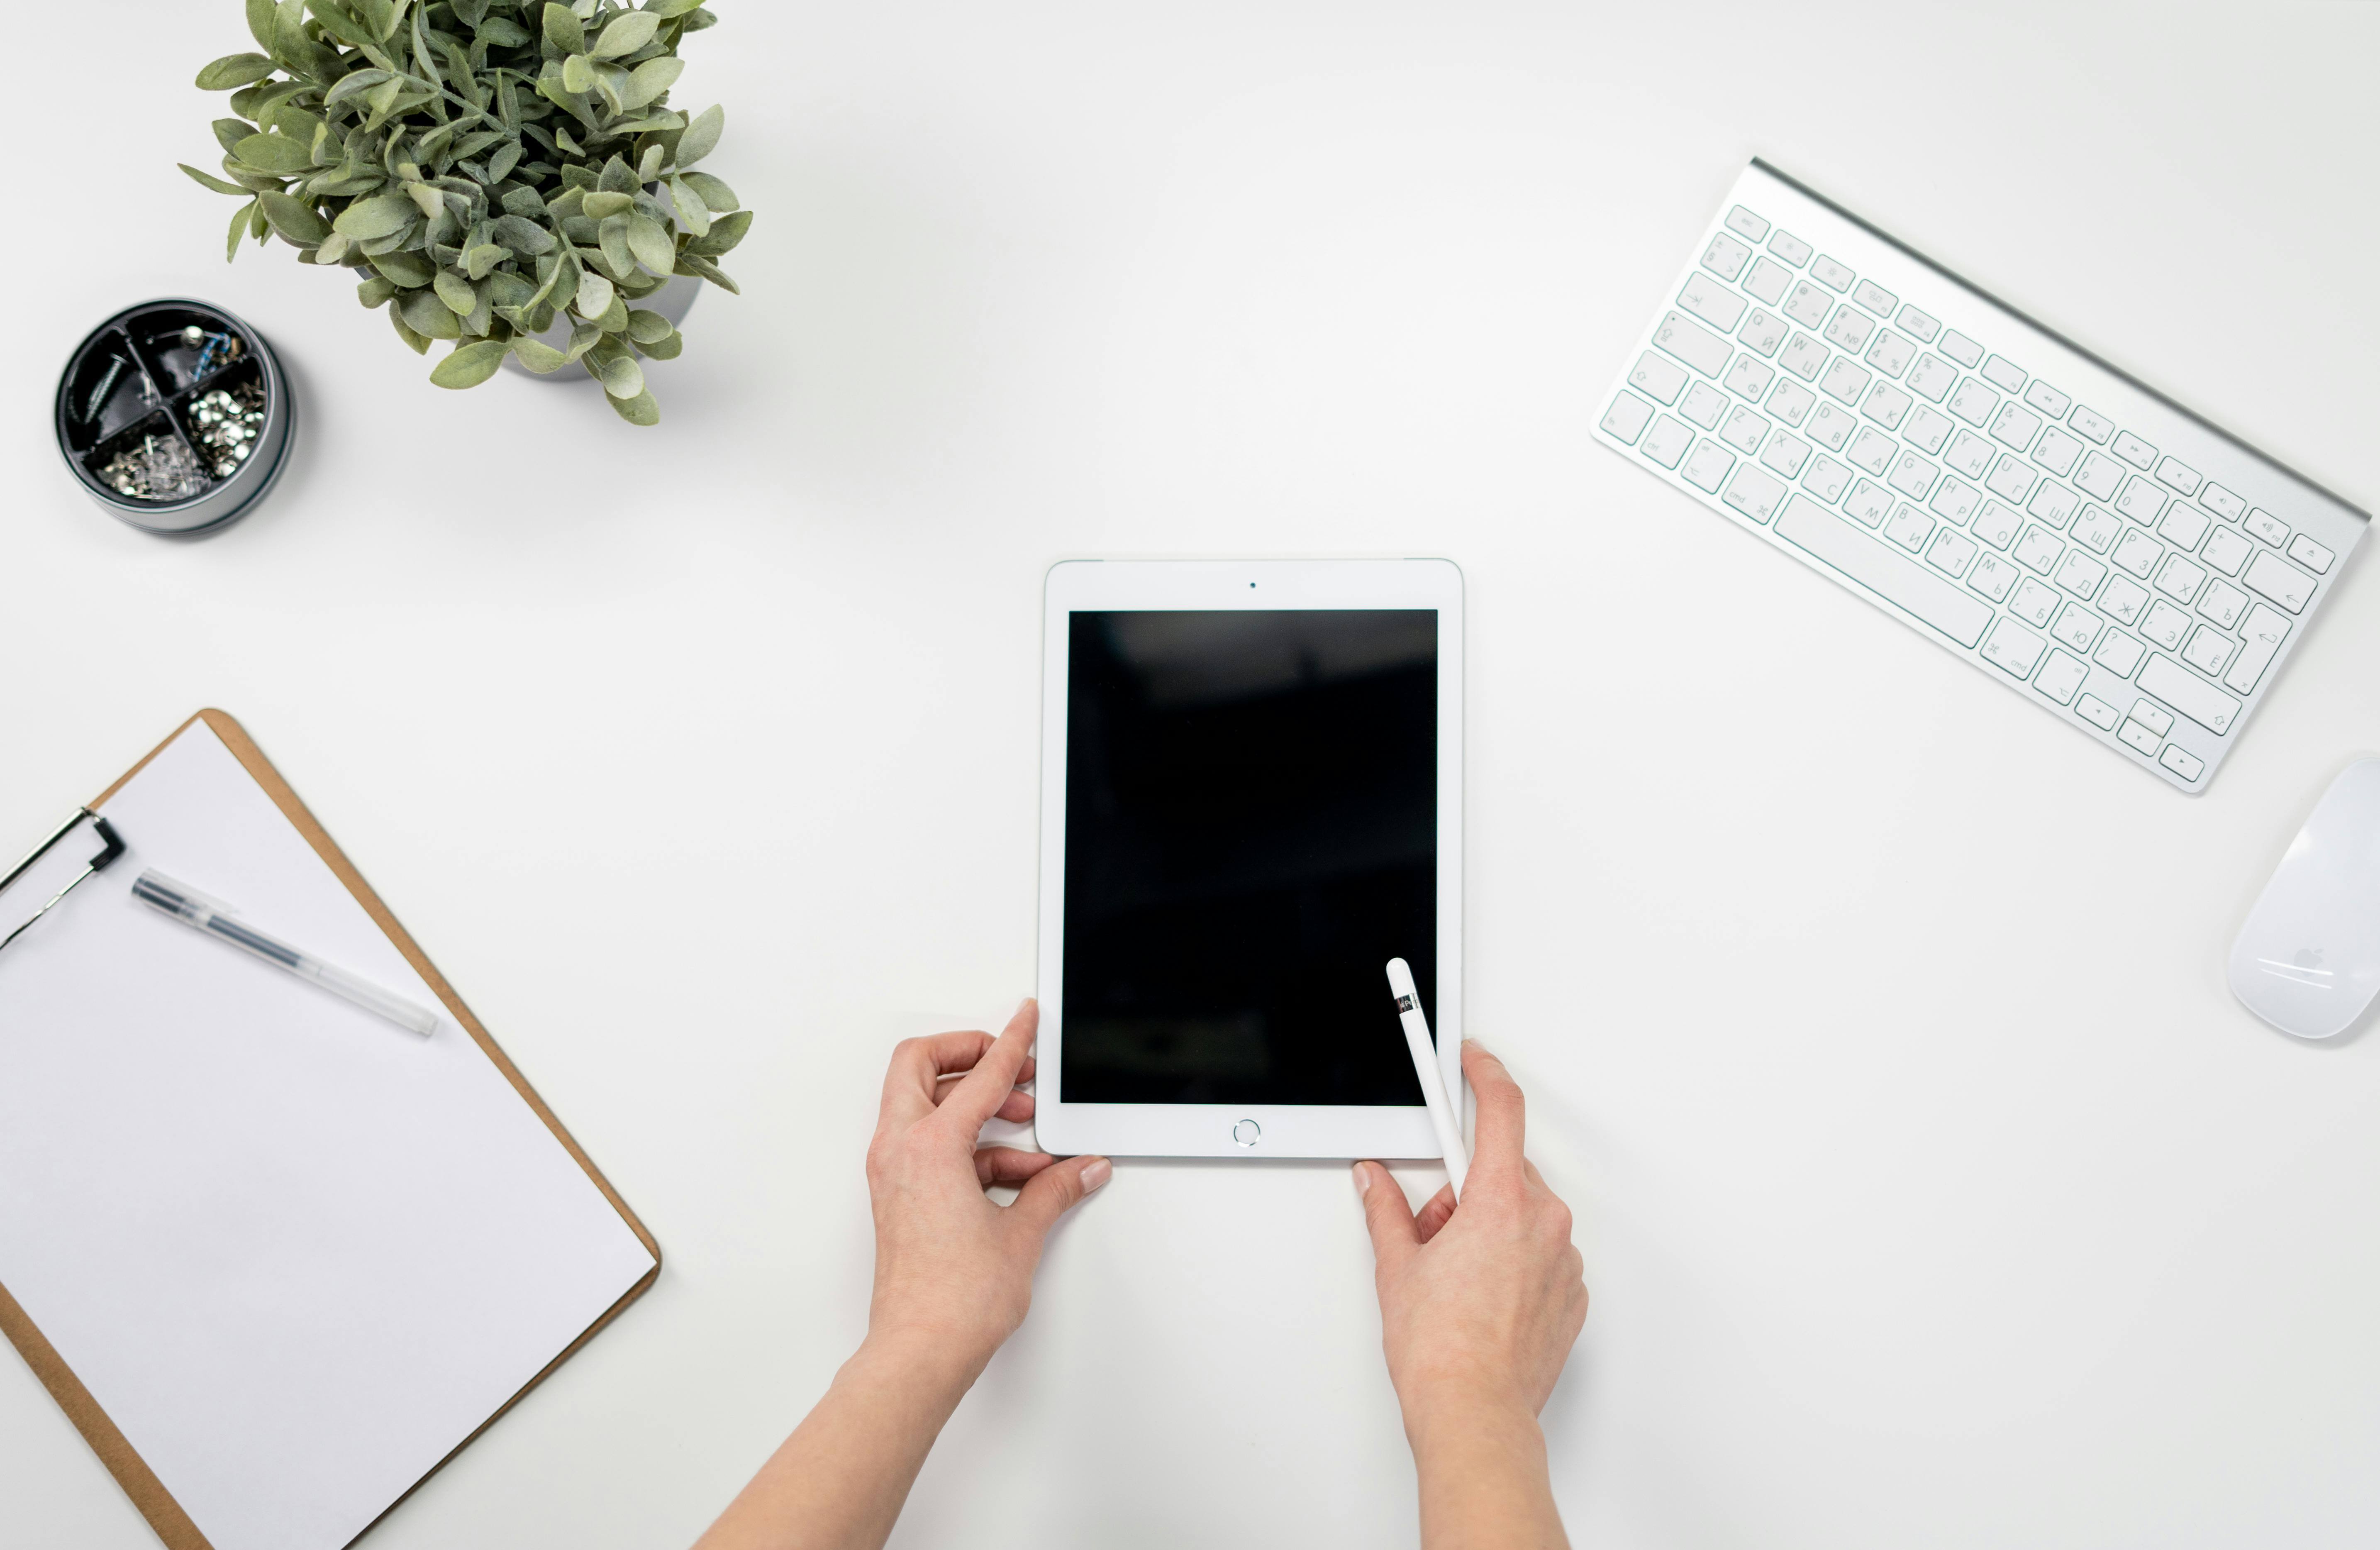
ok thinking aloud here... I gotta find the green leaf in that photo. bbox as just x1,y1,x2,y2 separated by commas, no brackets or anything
581,190,634,219
198,53,280,90
638,327,683,360
674,251,738,294
180,163,253,196
324,68,393,105
477,15,530,46
674,103,723,166
679,170,737,212
687,207,749,255
666,174,710,239
433,268,479,314
625,213,675,273
607,386,659,425
464,242,508,279
369,247,437,286
510,334,572,372
397,286,463,339
624,307,672,344
573,268,615,318
429,338,510,388
316,231,355,264
334,192,415,238
646,0,702,16
621,54,681,110
487,140,523,181
588,341,646,398
542,2,585,54
212,118,253,154
597,154,637,195
491,212,556,254
589,10,657,58
391,305,431,353
234,132,314,174
405,181,445,220
357,273,397,307
248,0,278,48
227,198,259,260
562,52,595,93
257,189,332,243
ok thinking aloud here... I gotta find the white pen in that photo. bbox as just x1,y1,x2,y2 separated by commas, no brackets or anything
132,870,439,1037
1385,957,1467,1200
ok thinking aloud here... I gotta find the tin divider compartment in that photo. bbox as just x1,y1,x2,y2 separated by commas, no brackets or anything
168,359,270,480
125,306,250,398
80,411,210,504
60,327,169,454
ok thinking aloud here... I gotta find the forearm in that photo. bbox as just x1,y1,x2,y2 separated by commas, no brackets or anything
694,1333,980,1550
1405,1394,1568,1550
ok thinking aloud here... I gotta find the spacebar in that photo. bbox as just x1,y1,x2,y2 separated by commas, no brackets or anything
1775,496,1991,649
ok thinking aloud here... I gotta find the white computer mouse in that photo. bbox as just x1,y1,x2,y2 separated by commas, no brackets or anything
2230,759,2380,1040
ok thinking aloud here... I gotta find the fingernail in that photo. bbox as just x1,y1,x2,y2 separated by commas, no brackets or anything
1461,1037,1485,1052
1351,1161,1371,1197
1081,1157,1112,1192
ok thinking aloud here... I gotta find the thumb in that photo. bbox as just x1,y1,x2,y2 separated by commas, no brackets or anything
1354,1161,1419,1269
1010,1155,1112,1238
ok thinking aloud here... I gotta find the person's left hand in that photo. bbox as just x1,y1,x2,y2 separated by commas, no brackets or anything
863,998,1109,1377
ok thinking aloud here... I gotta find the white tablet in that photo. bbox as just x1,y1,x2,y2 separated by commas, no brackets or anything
1034,558,1462,1159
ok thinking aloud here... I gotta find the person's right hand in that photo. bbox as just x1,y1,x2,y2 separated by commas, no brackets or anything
1356,1039,1586,1434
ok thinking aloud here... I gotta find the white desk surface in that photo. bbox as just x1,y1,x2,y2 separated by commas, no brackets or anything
8,3,2378,1546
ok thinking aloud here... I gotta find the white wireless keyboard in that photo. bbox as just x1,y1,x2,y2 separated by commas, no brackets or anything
1596,161,2366,792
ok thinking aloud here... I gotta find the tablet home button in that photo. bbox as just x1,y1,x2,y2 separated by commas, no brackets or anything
1231,1119,1261,1147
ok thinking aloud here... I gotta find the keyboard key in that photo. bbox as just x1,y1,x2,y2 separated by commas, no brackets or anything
1945,430,1995,480
1723,465,1787,524
1600,392,1654,444
2223,605,2291,694
1784,281,1832,330
1980,617,2048,677
1804,455,1853,503
1906,354,1958,403
1725,353,1778,401
1888,305,1937,344
2050,603,2102,652
1807,402,1855,451
1852,279,1897,317
2201,526,2251,577
2140,600,2191,650
1865,330,1914,378
1811,254,1855,292
1680,381,1727,430
2183,625,2236,677
1737,309,1788,358
1939,330,1984,369
2073,450,2126,502
2008,577,2059,627
2158,503,2210,552
2075,693,2121,731
2154,554,2208,604
2130,700,2174,737
1984,455,2038,505
1846,479,1894,527
1931,477,1984,528
2100,576,2150,626
1819,357,1873,405
1767,379,1816,426
2112,430,2156,469
2117,718,2162,757
1888,449,1939,500
2109,528,2162,579
1641,415,1692,469
1990,403,2043,452
2196,578,2248,630
1768,229,1813,266
2014,525,2064,575
1903,405,1953,455
2071,505,2122,554
2199,482,2246,521
1726,205,1770,242
2114,476,2166,524
2242,550,2316,613
2158,744,2205,783
2094,631,2145,678
1862,382,1913,430
2288,534,2336,574
1947,378,1999,427
2035,649,2087,705
1776,495,1992,647
1969,499,2021,550
1742,257,1792,306
1823,306,1875,353
1700,232,1752,283
2139,653,2242,735
1847,427,1897,477
1981,354,2027,393
2023,380,2072,418
1761,432,1811,478
1679,278,1747,339
2055,550,2108,598
1654,311,1734,377
2244,508,2289,547
2028,481,2080,530
2068,403,2114,443
2031,428,2083,478
1682,439,1736,492
1926,527,1978,577
2154,456,2202,496
1720,404,1770,454
1629,351,1689,405
1884,502,1933,550
1968,553,2019,601
1780,332,1828,381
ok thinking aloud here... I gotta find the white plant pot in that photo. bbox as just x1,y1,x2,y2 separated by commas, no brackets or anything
500,272,702,383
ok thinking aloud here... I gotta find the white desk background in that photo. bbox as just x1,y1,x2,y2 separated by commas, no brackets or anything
8,4,2378,1546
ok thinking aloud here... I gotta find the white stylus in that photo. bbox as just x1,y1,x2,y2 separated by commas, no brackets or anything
1386,957,1467,1200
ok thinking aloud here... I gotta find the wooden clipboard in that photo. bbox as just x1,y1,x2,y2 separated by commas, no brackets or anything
0,709,661,1550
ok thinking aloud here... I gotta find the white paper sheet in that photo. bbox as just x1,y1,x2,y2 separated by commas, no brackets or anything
0,722,656,1550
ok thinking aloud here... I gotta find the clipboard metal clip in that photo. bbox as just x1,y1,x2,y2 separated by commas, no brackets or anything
0,809,127,957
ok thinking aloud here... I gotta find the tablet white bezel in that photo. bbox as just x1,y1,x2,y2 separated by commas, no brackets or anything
1034,558,1462,1159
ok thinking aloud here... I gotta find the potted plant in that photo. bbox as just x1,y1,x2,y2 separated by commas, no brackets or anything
183,0,754,424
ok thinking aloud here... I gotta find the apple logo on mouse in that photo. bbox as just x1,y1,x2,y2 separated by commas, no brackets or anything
2295,947,2325,971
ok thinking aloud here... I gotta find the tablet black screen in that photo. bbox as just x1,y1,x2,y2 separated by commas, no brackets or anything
1061,609,1436,1106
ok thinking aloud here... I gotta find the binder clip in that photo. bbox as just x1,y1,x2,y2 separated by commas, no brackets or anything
0,810,127,956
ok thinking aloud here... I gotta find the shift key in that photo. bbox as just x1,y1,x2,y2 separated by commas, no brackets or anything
2139,653,2241,735
1653,310,1735,378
